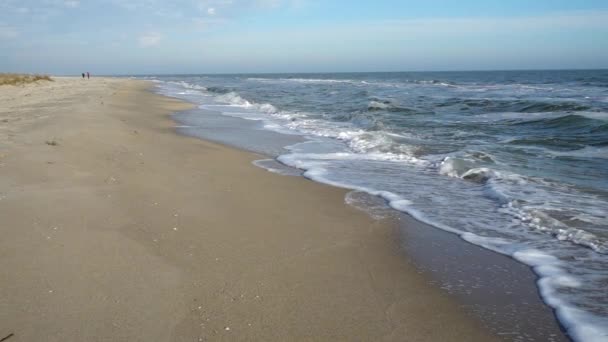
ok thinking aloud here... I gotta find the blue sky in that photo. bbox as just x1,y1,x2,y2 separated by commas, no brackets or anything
1,0,607,74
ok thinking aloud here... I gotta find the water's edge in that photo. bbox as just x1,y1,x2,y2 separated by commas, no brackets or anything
160,96,569,341
145,71,608,342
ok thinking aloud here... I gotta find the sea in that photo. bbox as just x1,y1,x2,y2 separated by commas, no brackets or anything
143,70,608,342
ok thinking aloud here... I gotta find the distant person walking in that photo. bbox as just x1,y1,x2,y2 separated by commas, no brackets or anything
82,73,85,79
87,72,90,79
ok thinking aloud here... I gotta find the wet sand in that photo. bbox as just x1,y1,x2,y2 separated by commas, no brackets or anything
172,100,570,342
0,77,496,341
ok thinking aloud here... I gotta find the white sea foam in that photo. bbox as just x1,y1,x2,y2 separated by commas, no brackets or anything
439,156,475,177
513,249,608,342
246,77,406,88
439,157,503,184
546,146,608,159
250,77,357,84
368,100,391,110
280,149,608,341
215,92,278,114
252,159,301,176
167,80,207,91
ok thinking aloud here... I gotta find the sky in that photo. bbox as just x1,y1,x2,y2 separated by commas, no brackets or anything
1,0,607,74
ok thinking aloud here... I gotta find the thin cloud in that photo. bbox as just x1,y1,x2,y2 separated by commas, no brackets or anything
64,0,80,8
1,2,606,73
138,32,162,47
191,17,229,30
356,10,608,40
254,0,281,9
0,24,18,39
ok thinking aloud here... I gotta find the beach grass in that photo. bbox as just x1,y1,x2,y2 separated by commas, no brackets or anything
0,73,53,86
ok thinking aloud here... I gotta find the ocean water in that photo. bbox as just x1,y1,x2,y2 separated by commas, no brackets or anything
148,70,608,342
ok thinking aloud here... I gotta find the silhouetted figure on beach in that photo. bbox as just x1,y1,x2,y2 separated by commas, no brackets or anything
82,73,85,79
87,72,90,79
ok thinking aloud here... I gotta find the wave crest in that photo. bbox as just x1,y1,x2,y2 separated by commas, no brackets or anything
367,99,417,113
216,92,278,114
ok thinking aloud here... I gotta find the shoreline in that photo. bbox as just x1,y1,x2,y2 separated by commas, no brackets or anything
164,90,569,341
1,77,497,341
157,70,608,342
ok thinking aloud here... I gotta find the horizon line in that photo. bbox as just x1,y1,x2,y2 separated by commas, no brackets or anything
81,67,608,77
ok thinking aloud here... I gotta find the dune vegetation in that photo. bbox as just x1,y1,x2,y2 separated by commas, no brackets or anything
0,73,53,86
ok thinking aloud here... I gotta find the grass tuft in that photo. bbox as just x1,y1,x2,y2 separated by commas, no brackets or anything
0,73,53,86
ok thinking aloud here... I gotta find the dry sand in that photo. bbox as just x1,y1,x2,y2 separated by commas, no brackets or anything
0,77,497,341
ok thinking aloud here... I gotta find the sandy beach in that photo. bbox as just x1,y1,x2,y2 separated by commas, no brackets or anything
0,77,497,341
